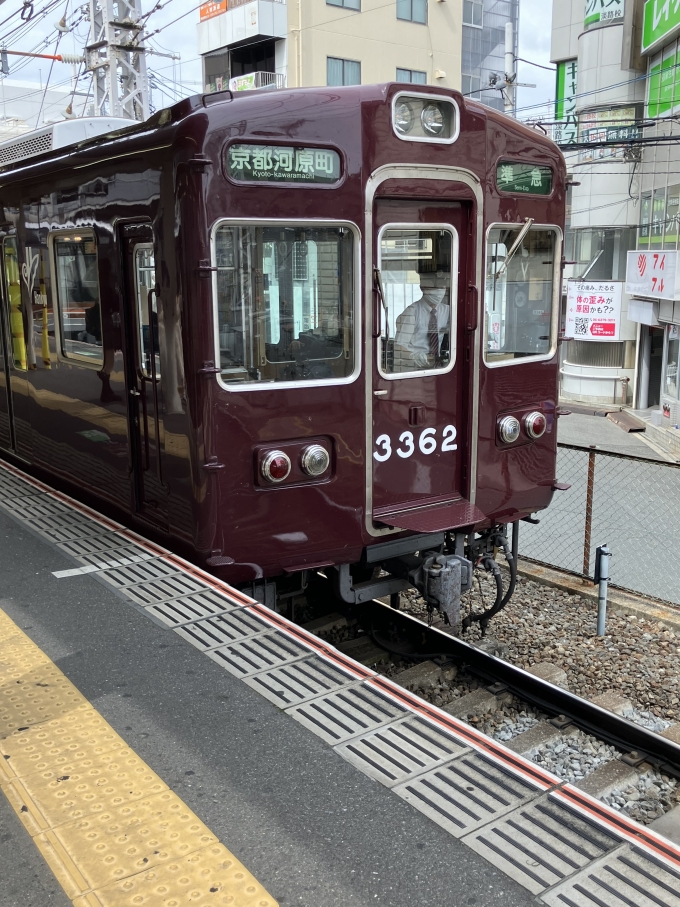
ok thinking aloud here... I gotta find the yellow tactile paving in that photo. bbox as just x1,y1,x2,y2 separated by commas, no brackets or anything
0,608,278,907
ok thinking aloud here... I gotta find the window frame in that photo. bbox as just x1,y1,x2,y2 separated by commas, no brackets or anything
462,0,483,27
483,222,563,370
49,228,103,369
211,218,362,393
327,0,360,10
396,0,427,24
326,56,361,86
376,221,459,381
396,67,427,84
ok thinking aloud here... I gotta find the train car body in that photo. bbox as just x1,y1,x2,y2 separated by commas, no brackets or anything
0,84,566,629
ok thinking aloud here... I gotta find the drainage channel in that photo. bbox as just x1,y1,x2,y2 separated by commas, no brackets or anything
1,459,680,906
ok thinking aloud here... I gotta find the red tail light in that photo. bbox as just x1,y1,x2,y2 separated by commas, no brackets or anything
261,450,291,483
524,411,547,440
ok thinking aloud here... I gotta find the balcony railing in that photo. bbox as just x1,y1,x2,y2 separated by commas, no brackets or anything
228,72,285,92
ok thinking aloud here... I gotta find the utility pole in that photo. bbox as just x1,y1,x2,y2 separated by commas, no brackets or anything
86,0,150,121
504,21,515,115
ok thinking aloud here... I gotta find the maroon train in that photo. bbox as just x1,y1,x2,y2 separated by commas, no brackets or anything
0,83,566,631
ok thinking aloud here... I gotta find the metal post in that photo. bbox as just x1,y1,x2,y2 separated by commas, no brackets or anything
583,447,596,577
504,22,515,115
596,545,611,637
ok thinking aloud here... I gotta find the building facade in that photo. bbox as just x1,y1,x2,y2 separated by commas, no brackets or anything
551,0,644,407
196,0,463,94
462,0,519,114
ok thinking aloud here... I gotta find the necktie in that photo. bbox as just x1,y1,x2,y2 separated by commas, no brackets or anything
427,306,439,361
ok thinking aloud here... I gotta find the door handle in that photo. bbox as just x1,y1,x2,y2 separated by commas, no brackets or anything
129,388,141,397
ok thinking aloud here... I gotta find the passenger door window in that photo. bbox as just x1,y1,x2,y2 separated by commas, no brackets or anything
3,238,26,370
134,245,159,377
378,226,455,376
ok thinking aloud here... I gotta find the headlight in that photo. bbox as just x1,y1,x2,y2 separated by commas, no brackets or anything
300,444,330,477
394,100,414,135
498,416,521,444
421,103,444,136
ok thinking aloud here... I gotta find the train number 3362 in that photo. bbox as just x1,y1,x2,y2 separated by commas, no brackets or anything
373,425,457,462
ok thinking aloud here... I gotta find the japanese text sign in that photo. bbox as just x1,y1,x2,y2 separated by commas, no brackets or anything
496,162,553,195
585,0,624,28
643,0,680,55
224,144,341,185
554,60,578,146
626,250,680,300
200,0,226,21
566,281,623,341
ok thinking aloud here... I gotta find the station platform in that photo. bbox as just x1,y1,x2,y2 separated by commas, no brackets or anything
2,461,680,907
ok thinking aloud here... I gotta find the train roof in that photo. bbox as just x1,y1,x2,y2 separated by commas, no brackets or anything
0,82,563,183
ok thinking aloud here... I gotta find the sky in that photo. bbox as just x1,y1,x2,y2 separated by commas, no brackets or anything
0,0,555,126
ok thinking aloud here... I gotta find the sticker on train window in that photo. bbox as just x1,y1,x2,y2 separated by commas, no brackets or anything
224,144,341,185
496,162,552,195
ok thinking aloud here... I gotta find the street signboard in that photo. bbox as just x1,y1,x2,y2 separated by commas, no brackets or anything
585,0,624,28
566,281,623,341
642,0,680,55
200,0,226,21
554,60,578,146
626,250,680,299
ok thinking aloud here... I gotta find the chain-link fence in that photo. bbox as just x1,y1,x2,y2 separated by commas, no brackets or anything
519,444,680,606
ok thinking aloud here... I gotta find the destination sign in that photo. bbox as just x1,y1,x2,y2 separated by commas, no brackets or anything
496,162,553,196
225,144,341,185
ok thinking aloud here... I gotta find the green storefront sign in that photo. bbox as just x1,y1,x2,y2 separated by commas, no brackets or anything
496,163,553,196
643,0,680,55
585,0,624,29
554,60,578,145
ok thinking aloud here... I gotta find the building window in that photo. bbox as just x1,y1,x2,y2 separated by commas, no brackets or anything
327,57,361,86
53,232,103,366
327,0,360,9
396,68,427,84
462,74,481,98
463,0,482,26
396,0,427,24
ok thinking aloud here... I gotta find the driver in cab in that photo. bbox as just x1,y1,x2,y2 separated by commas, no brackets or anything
394,270,450,372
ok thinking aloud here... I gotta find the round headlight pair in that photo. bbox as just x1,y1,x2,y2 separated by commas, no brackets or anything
394,101,445,137
498,412,547,445
261,444,330,484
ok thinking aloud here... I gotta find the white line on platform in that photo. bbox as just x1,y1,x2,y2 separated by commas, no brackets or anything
52,565,101,578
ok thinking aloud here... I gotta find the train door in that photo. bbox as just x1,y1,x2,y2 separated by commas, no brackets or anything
371,198,480,531
0,242,13,450
121,223,167,526
0,236,31,457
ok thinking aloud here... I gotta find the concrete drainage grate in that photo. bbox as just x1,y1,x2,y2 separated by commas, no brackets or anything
244,655,358,708
463,793,623,895
207,631,311,678
98,559,183,589
335,715,471,788
23,513,102,543
175,611,272,650
145,593,241,628
57,534,136,558
0,497,71,518
288,683,407,745
74,548,154,569
119,574,212,607
541,845,680,906
394,752,542,838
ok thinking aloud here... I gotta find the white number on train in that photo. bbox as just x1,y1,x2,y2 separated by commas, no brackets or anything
373,425,457,462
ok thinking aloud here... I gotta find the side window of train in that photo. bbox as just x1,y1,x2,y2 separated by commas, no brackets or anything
52,232,103,366
378,226,456,377
134,245,159,377
213,222,355,386
484,225,560,364
3,237,26,370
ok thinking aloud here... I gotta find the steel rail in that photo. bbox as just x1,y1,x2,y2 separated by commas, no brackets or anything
364,599,680,778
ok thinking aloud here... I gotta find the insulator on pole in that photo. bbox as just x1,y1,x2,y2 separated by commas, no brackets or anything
1,51,8,76
60,53,85,65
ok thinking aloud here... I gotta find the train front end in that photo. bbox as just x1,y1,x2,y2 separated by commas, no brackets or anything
192,83,566,631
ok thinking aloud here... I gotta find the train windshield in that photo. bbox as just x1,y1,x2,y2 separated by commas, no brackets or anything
213,223,354,386
484,226,558,363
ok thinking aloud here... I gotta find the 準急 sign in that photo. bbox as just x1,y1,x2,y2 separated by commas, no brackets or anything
625,250,679,300
566,281,623,341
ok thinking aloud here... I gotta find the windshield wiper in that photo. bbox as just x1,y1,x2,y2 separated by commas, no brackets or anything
494,218,534,280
